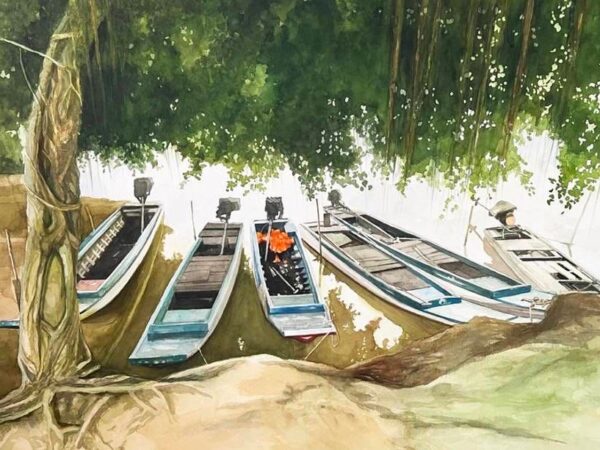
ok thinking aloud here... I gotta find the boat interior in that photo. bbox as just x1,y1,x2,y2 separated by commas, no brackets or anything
486,226,532,240
255,222,313,303
162,222,242,324
487,227,600,293
513,249,600,293
343,213,492,282
312,224,449,305
77,205,160,290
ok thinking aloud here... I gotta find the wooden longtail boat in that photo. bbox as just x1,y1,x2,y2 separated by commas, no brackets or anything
0,203,163,328
300,212,545,325
250,198,335,340
483,201,600,294
130,199,243,366
324,205,553,314
0,177,162,328
77,203,164,319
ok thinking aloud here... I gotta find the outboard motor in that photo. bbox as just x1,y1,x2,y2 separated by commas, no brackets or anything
216,197,241,222
263,197,284,262
265,197,284,221
216,197,241,255
489,200,517,227
134,177,154,233
134,177,154,203
328,189,343,207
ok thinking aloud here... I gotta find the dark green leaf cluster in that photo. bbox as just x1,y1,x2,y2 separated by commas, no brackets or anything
0,0,66,173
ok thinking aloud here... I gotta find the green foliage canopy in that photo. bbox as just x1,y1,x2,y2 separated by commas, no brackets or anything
1,0,599,207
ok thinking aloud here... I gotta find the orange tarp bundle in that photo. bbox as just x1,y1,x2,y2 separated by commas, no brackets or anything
256,229,294,255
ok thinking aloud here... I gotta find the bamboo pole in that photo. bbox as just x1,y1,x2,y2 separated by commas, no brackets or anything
190,201,197,240
316,199,323,262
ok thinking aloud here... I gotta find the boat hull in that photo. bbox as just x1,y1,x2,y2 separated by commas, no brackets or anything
326,210,553,313
0,204,164,329
483,226,600,295
129,222,244,366
300,223,535,326
250,219,336,339
78,204,164,318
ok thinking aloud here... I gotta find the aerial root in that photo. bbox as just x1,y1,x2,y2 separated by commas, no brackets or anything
41,389,71,449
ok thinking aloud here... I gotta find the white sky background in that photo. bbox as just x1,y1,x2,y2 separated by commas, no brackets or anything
79,132,600,279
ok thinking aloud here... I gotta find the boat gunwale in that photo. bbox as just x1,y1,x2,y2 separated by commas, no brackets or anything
251,219,322,312
250,218,335,336
326,213,553,312
154,222,244,328
0,204,164,328
299,223,463,325
483,225,600,294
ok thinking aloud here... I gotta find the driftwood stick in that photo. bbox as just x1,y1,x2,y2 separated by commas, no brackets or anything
85,205,95,230
4,229,21,307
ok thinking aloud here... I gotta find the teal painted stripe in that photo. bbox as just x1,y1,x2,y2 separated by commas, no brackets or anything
148,322,208,340
270,303,325,315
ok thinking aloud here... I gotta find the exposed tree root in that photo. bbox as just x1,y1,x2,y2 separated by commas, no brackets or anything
0,373,212,448
73,395,111,448
0,384,44,424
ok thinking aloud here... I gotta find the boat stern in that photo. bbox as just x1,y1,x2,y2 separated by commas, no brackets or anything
129,334,207,366
269,310,336,339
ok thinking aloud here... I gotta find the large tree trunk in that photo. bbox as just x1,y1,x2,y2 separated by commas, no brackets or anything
19,1,105,386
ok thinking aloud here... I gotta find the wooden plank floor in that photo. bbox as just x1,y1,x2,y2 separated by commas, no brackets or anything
176,255,232,293
343,243,429,291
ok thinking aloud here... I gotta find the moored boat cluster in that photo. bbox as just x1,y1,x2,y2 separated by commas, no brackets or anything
3,180,598,367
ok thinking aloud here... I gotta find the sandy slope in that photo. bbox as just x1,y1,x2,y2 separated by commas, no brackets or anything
1,293,599,449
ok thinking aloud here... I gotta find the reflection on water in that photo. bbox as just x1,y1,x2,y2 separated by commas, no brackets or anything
0,188,444,392
79,136,600,280
103,241,440,379
72,135,600,376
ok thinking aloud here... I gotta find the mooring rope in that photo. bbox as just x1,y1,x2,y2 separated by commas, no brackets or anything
198,348,208,366
303,332,332,361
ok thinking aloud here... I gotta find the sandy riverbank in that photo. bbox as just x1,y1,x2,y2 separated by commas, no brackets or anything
1,293,599,449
